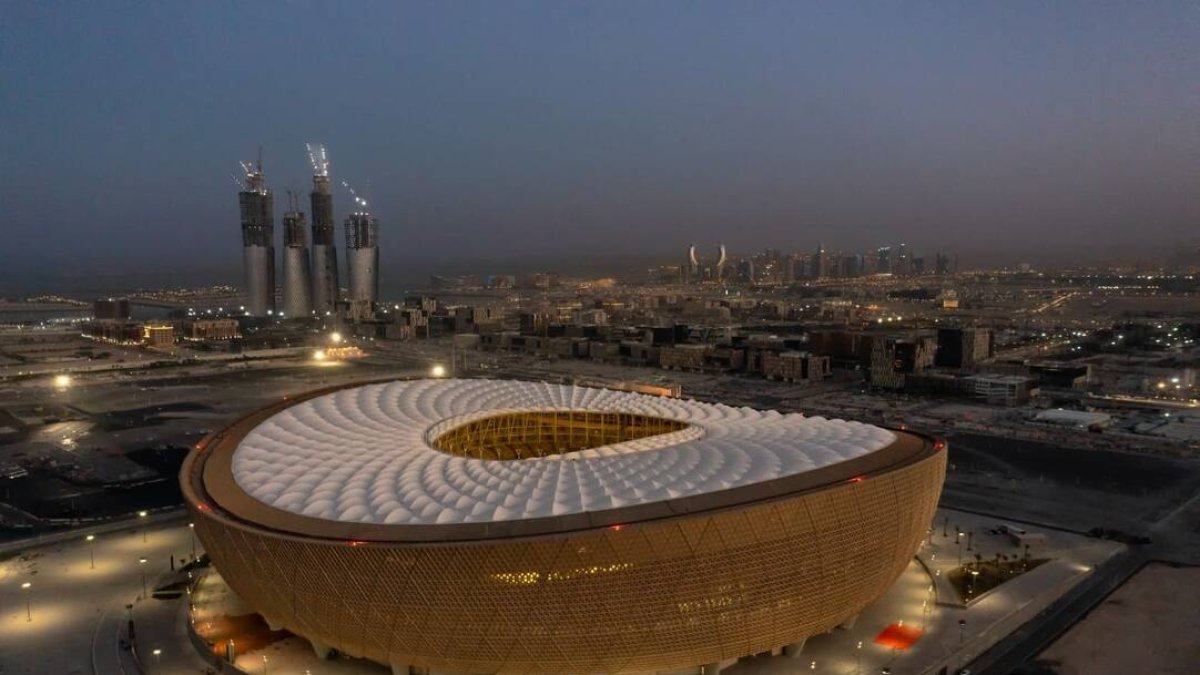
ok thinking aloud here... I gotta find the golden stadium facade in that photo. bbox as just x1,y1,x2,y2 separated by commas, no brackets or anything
181,379,946,675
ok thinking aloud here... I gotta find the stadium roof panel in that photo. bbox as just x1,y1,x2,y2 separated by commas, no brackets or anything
229,379,896,526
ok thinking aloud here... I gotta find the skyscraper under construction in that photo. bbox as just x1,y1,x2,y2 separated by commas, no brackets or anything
238,158,275,316
281,193,312,317
307,144,339,315
345,203,379,308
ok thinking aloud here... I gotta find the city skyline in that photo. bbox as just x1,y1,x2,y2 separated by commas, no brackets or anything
2,3,1199,295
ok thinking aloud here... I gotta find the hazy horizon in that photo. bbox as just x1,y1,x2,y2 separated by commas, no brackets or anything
3,3,1199,296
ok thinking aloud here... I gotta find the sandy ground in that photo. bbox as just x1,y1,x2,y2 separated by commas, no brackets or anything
1034,563,1200,675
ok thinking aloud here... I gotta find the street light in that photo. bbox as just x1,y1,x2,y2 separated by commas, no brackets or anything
86,534,96,569
856,640,863,675
430,364,447,378
969,569,980,597
330,332,343,345
21,582,31,622
54,374,72,390
958,618,967,646
152,648,162,674
139,510,148,542
189,523,197,560
262,654,269,674
139,557,149,599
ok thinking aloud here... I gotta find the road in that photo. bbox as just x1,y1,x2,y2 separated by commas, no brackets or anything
968,463,1200,674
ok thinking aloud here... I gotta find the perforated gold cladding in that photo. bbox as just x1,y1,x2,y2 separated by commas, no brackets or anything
190,449,945,674
431,411,691,459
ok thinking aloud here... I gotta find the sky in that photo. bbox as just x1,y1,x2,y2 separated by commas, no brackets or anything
2,2,1199,294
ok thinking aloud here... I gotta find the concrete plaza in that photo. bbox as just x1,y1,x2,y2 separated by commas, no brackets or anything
0,508,1123,675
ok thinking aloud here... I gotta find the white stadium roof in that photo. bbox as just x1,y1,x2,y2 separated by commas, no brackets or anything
231,379,896,526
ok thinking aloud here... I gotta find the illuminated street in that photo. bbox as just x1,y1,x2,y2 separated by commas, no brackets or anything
0,515,204,675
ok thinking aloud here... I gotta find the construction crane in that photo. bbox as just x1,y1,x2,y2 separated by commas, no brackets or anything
306,143,329,178
341,180,368,212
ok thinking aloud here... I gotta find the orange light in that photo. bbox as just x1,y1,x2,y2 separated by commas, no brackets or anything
609,524,624,532
874,623,923,650
347,540,367,547
849,476,865,484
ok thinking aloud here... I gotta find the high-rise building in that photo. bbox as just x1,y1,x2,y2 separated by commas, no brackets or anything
281,198,312,318
238,158,275,316
895,243,910,276
934,252,951,275
307,144,339,315
813,243,828,279
346,209,379,307
839,254,863,278
876,246,891,275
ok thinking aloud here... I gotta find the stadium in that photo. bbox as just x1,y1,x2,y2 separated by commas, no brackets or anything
181,378,946,675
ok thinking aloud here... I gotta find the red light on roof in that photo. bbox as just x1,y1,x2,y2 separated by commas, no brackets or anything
609,524,624,532
933,439,947,451
347,540,367,547
849,475,866,484
195,502,211,512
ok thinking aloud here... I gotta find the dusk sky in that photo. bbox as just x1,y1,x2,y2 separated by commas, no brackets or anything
2,2,1199,293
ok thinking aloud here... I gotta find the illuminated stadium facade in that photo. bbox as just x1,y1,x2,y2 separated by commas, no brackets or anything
181,379,946,675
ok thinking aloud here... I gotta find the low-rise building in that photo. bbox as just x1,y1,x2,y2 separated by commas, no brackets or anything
1032,409,1112,431
142,324,176,348
762,351,830,385
183,318,240,341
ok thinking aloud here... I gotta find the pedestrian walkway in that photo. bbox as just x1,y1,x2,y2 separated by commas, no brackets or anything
131,573,213,675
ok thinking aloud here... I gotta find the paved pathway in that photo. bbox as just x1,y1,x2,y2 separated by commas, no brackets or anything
0,517,198,675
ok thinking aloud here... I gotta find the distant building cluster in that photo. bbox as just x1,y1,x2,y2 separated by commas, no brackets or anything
650,243,957,285
82,298,240,348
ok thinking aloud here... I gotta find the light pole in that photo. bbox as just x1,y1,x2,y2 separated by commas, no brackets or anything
958,618,967,646
957,531,964,565
152,648,162,674
87,534,96,569
189,522,196,560
856,640,862,675
139,557,148,599
139,510,148,543
967,530,973,551
262,654,269,674
21,582,31,622
969,569,980,598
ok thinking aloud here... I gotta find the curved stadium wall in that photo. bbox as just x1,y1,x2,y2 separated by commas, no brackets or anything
181,379,946,675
